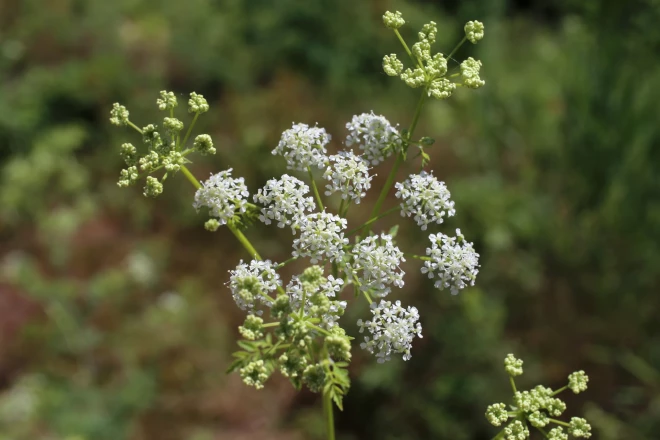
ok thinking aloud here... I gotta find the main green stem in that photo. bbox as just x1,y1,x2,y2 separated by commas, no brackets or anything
308,166,324,211
323,391,336,440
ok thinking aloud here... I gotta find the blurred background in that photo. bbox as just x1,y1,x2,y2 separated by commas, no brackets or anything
1,0,659,439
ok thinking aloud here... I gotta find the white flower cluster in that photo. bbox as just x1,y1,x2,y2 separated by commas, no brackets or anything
345,112,402,165
272,123,331,171
287,275,347,328
357,300,422,363
193,169,249,225
422,229,480,295
292,212,348,264
351,234,405,297
395,171,455,230
323,151,373,204
228,260,281,313
253,175,315,232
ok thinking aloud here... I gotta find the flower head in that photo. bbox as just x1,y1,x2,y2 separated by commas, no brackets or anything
395,171,455,230
383,11,405,29
461,57,485,89
504,420,529,440
323,151,373,204
254,175,315,232
157,90,178,111
422,229,480,294
292,212,348,264
464,20,485,44
383,54,404,77
351,234,405,297
505,354,524,376
188,92,209,113
272,123,331,171
548,427,568,440
228,259,281,313
193,169,249,225
287,267,346,328
485,403,509,426
109,103,129,126
357,299,422,363
345,112,402,165
193,134,216,155
569,417,592,438
568,370,589,394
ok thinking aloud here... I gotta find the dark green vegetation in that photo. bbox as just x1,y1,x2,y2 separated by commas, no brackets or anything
0,0,658,439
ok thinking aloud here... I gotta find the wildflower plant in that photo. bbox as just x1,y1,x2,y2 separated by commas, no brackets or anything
109,11,505,439
486,354,592,439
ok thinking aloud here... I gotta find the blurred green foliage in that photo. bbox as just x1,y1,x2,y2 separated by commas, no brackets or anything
1,0,658,439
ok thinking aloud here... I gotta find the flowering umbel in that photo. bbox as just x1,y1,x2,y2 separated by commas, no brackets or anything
109,9,493,431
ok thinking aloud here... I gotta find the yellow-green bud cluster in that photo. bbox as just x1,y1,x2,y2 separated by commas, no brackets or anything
302,363,326,393
464,20,485,44
383,10,405,29
239,314,264,340
382,12,486,98
240,360,270,389
486,354,592,439
157,90,177,111
110,90,216,197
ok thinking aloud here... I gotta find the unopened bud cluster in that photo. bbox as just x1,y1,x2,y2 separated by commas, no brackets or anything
485,354,592,439
110,91,215,197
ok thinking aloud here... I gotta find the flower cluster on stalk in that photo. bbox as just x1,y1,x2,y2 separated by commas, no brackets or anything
109,10,493,415
485,354,592,439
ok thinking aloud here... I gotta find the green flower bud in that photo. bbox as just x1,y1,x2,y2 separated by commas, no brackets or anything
569,417,592,438
142,124,164,149
143,176,163,198
162,151,182,172
157,90,178,111
465,20,485,44
188,92,209,114
545,398,567,417
401,67,426,88
461,57,485,89
279,350,307,379
429,78,456,100
504,420,529,440
485,403,509,426
238,314,264,340
383,54,404,77
325,334,351,361
514,391,540,412
412,40,431,62
109,103,129,126
120,143,137,166
271,295,292,319
302,363,326,393
204,219,221,232
139,151,160,172
548,427,568,440
427,53,448,78
383,11,405,29
239,360,270,389
568,370,589,394
163,117,184,137
300,265,324,285
504,354,523,376
117,166,138,187
193,134,216,155
419,22,437,44
527,410,549,428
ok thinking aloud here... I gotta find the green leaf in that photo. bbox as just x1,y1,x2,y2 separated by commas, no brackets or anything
387,225,399,238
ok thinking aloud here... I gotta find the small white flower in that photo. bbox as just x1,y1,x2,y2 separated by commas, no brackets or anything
345,112,402,165
323,151,373,204
351,234,405,297
395,171,455,230
422,229,480,294
292,212,348,264
357,300,422,363
193,169,249,225
253,175,315,232
272,123,331,171
228,260,281,313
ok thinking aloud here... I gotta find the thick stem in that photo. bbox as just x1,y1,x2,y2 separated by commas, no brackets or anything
180,164,202,189
491,429,506,440
323,390,336,440
228,225,262,260
509,376,518,394
308,166,325,211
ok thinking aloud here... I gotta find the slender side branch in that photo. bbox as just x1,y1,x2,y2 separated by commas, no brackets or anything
308,166,325,211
